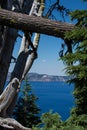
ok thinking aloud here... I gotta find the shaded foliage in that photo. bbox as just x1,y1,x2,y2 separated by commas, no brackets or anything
13,79,41,128
33,111,87,130
61,2,87,116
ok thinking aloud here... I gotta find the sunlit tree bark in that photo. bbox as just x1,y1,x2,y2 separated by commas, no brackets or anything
22,0,45,80
0,9,75,38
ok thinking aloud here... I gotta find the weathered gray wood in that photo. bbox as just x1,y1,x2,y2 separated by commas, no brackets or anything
0,117,31,130
0,78,19,117
0,9,75,38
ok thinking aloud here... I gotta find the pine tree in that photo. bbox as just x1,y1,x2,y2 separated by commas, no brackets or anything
13,78,41,128
62,1,87,116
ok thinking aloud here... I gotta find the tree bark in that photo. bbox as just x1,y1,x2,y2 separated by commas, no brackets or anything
0,0,20,94
0,2,45,129
0,27,18,94
22,0,44,80
0,117,31,130
0,9,75,38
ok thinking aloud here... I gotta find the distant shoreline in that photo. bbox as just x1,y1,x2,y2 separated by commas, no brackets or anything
7,72,70,82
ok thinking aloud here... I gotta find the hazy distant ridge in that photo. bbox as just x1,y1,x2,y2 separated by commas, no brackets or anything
7,72,70,82
28,73,70,82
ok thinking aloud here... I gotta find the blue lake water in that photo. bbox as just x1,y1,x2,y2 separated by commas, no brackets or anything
21,81,74,121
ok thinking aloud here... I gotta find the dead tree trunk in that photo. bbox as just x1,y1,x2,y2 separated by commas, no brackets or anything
0,2,18,94
0,27,18,94
0,0,44,129
0,8,75,93
0,9,75,38
0,1,75,129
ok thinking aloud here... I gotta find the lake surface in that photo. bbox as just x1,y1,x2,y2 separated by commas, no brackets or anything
21,81,74,121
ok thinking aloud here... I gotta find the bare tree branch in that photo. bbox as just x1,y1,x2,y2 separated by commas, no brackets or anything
0,117,31,130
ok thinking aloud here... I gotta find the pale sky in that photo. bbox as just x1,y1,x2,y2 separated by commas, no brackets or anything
10,0,86,76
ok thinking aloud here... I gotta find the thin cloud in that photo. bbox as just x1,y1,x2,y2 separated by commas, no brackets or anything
42,59,46,63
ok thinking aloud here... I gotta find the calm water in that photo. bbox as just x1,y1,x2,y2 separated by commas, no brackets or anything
21,81,74,121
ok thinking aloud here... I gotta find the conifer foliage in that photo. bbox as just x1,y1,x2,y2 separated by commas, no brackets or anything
13,78,40,128
62,1,87,116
